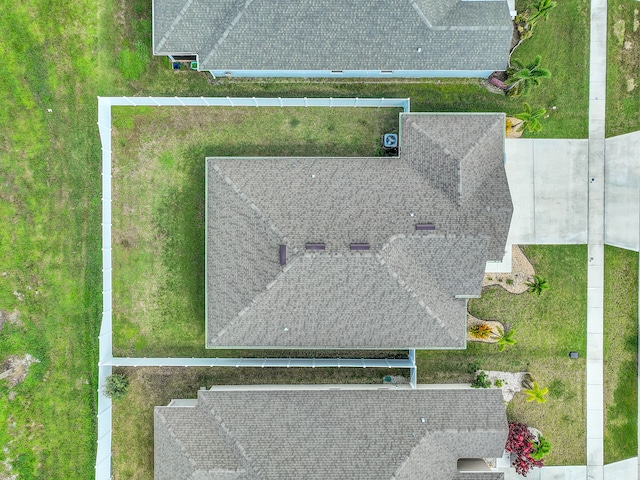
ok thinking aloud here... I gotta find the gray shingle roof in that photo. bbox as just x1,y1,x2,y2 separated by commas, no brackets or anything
206,113,512,349
152,0,512,72
155,387,508,480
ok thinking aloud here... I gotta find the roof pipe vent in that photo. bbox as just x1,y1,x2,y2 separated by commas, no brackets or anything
415,223,436,231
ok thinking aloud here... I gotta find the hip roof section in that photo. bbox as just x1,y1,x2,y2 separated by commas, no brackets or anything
154,388,508,480
206,113,513,349
153,0,513,72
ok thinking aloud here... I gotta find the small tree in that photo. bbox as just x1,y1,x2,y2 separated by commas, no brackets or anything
506,56,551,98
104,373,130,400
493,326,517,352
505,423,545,476
530,0,557,23
524,382,549,403
514,103,547,133
526,275,549,295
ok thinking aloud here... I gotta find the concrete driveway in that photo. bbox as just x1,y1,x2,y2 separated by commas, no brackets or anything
505,138,589,245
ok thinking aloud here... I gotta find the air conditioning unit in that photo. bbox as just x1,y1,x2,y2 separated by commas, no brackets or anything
382,133,398,156
383,134,398,148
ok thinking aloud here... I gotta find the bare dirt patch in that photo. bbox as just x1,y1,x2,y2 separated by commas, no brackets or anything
0,354,39,388
0,309,22,331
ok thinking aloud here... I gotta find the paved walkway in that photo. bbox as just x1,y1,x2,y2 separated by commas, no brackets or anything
586,0,607,474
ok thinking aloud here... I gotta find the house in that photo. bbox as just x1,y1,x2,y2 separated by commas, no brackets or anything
155,385,509,480
206,113,513,350
152,0,513,78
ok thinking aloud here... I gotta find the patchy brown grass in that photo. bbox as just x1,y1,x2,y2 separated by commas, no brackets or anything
111,106,400,357
607,0,640,136
111,366,408,479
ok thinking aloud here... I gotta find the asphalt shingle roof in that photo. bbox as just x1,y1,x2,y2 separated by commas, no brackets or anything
152,0,513,72
206,113,513,349
154,387,508,480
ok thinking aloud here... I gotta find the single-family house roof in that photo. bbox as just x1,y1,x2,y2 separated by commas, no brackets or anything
154,386,508,480
206,113,513,349
152,0,513,73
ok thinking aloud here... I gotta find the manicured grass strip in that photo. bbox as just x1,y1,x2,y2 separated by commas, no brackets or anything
111,366,408,479
606,0,640,137
511,0,590,139
111,106,400,358
604,246,638,463
417,245,587,466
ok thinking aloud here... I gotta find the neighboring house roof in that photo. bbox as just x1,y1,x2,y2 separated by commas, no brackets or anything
155,387,508,480
152,0,513,72
206,113,513,349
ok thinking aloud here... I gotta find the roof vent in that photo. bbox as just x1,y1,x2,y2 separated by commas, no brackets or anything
420,417,426,423
279,245,287,265
350,243,370,251
415,223,436,231
306,243,325,251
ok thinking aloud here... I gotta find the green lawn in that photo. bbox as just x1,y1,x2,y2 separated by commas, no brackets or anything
0,0,599,474
417,245,588,465
604,246,638,463
510,0,591,138
111,106,401,358
606,0,640,137
0,0,104,476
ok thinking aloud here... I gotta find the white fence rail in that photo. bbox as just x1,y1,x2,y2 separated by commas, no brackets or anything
96,97,413,480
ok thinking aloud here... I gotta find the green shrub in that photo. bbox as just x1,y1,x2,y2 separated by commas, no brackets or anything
494,379,504,388
471,371,492,389
104,373,130,401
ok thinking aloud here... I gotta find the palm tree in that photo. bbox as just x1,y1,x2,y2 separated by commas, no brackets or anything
506,56,551,97
530,0,557,23
514,103,547,133
524,382,549,403
493,326,517,352
526,275,549,295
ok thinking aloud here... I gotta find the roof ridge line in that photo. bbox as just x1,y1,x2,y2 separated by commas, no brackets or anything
213,258,296,343
156,410,199,472
202,0,255,66
409,0,434,28
208,164,291,345
461,114,504,163
408,120,463,164
207,407,266,479
156,0,196,52
378,235,460,343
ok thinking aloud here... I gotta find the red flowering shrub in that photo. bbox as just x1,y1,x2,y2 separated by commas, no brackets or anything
505,422,545,476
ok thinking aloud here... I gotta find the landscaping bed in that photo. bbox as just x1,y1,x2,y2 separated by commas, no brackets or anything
417,245,588,466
